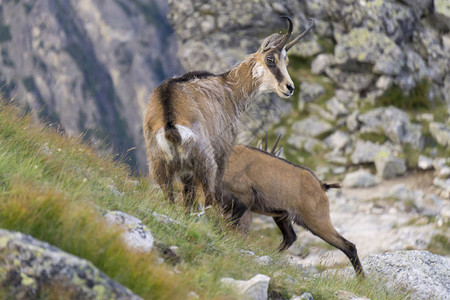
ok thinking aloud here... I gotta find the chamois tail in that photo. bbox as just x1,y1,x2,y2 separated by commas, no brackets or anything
164,123,181,145
322,182,342,191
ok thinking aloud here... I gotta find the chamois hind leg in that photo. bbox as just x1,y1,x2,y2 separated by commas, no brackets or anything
273,213,297,252
194,146,217,208
180,172,196,209
303,216,364,276
150,159,176,203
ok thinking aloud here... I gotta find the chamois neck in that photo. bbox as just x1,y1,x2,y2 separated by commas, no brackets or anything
222,56,262,112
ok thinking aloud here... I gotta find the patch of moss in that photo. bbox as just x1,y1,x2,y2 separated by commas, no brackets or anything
377,79,431,111
358,132,388,144
427,234,450,256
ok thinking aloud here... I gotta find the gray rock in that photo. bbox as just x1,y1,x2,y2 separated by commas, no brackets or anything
324,131,350,151
387,184,423,206
374,151,407,179
311,54,335,75
287,135,324,153
434,0,450,30
0,229,141,299
292,116,332,138
375,75,393,91
358,106,423,149
326,97,349,119
399,0,432,14
299,82,326,103
325,68,374,92
418,155,434,170
429,122,450,147
104,211,154,253
361,251,450,300
343,169,380,188
221,274,270,300
291,292,314,300
334,290,369,300
289,38,323,57
444,74,450,104
346,110,361,132
334,28,404,75
351,140,392,164
254,255,273,266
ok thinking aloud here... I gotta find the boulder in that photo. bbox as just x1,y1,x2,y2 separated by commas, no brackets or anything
334,28,404,75
325,68,374,92
104,210,154,252
351,140,393,164
221,274,270,300
434,0,450,30
358,106,423,149
429,122,450,147
0,229,141,299
299,82,326,103
311,54,335,75
343,169,380,188
324,131,350,151
292,116,332,138
361,251,450,300
374,151,407,179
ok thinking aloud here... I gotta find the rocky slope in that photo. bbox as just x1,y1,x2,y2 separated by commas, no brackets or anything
167,0,450,276
0,0,182,170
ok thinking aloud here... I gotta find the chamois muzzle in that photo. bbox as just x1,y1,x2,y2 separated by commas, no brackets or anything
276,16,294,50
285,18,315,52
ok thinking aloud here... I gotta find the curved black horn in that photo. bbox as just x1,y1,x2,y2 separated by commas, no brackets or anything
285,18,314,51
276,16,294,50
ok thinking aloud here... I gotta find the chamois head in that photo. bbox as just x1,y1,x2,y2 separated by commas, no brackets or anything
253,17,314,98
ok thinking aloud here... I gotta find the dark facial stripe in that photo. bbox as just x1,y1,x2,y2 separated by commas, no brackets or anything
265,51,284,84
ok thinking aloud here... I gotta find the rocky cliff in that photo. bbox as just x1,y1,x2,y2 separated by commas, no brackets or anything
0,0,182,170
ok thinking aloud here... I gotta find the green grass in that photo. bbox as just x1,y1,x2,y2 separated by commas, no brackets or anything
0,101,408,299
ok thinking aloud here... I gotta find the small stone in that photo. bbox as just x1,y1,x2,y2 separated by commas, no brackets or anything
254,255,273,266
375,75,393,91
221,274,270,300
343,169,380,188
418,155,433,170
291,292,314,300
104,211,154,252
351,140,392,164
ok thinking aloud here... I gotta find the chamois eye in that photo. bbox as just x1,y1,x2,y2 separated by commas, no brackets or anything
266,56,275,65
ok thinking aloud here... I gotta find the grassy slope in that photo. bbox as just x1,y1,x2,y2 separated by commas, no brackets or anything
0,101,407,299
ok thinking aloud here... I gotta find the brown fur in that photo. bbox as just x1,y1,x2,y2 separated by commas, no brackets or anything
222,145,364,276
143,18,314,209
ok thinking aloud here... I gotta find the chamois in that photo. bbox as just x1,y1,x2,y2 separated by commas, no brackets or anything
222,145,365,276
144,17,314,208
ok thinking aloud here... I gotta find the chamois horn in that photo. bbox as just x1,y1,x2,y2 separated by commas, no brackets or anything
285,18,315,51
276,16,294,50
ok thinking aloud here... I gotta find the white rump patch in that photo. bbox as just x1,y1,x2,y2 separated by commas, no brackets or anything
155,125,196,161
175,125,196,144
156,128,174,160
